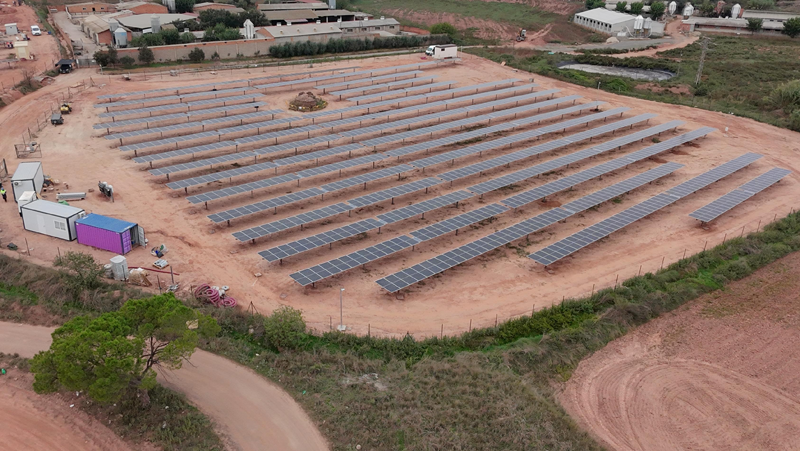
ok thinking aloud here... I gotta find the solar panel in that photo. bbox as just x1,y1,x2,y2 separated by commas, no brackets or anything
346,178,443,208
188,173,301,205
119,130,221,152
295,153,386,179
347,81,457,103
166,161,278,190
274,143,364,167
208,187,326,223
253,134,341,156
151,151,257,176
319,165,414,192
689,167,790,222
376,190,474,224
95,87,257,109
104,109,282,140
528,153,763,265
98,95,260,119
316,70,423,91
258,218,387,262
93,102,270,130
290,235,422,286
465,120,685,194
132,141,236,164
329,76,436,98
410,203,509,242
233,202,353,242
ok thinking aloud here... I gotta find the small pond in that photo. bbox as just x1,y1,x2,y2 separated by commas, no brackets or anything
558,63,675,81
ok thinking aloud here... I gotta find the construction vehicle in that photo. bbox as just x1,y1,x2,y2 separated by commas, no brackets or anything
98,181,114,201
516,29,527,42
60,102,72,114
50,112,63,125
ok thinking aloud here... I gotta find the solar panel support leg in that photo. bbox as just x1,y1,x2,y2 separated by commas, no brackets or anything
378,227,382,234
226,220,230,227
455,229,459,236
204,202,208,209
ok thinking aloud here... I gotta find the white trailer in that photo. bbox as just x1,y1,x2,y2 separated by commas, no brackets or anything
431,44,457,59
17,191,38,215
21,200,85,241
4,23,18,35
11,162,44,203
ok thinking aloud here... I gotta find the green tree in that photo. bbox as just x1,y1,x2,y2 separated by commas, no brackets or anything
699,1,715,16
781,17,800,38
746,17,763,32
180,31,196,43
630,2,644,14
175,0,195,13
138,45,155,64
263,306,306,351
119,55,135,68
31,293,220,403
650,1,666,18
131,32,165,47
585,0,606,9
53,251,104,300
615,1,628,11
238,9,267,27
202,23,241,41
161,27,181,45
107,46,119,64
747,0,775,10
430,22,457,38
93,50,112,67
188,47,205,62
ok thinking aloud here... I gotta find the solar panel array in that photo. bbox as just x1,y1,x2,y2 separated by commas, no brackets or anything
316,70,423,91
94,102,272,130
689,167,790,222
233,202,353,242
259,218,387,262
410,203,510,242
98,95,260,119
96,66,361,100
295,153,385,178
329,76,436,98
208,187,326,223
105,109,282,141
188,173,300,205
376,190,473,224
528,153,762,265
165,161,278,190
134,141,236,164
96,87,257,109
290,235,421,286
319,164,414,192
347,178,443,208
274,143,365,167
465,120,684,194
347,81,457,103
375,162,685,292
501,128,715,209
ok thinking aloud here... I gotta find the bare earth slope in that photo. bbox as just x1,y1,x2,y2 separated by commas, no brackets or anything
0,321,328,451
560,251,800,451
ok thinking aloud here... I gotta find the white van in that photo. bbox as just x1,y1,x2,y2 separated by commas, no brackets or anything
30,25,41,36
425,45,436,56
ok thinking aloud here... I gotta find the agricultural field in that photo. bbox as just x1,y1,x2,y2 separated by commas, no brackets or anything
468,34,800,131
346,0,595,44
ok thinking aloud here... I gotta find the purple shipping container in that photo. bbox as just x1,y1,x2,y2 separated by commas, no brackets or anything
76,213,138,255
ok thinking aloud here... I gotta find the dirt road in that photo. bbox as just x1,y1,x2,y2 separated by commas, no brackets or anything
560,251,800,451
0,321,329,451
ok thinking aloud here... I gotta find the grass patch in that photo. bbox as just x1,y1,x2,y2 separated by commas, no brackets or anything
466,35,800,131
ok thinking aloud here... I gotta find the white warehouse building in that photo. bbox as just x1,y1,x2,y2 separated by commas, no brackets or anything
574,8,665,36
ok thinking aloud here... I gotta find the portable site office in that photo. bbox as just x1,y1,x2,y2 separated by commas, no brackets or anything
21,200,85,241
11,161,44,203
75,213,145,255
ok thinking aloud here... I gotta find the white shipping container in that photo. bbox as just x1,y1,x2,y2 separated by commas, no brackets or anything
11,162,45,203
432,44,457,59
17,191,38,214
21,200,85,241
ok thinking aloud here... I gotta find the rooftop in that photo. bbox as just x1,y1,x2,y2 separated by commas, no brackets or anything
76,213,136,233
263,10,319,21
338,18,400,27
83,14,110,33
23,200,84,217
314,9,354,16
575,8,636,25
262,22,341,37
116,13,196,30
741,10,799,20
256,2,327,11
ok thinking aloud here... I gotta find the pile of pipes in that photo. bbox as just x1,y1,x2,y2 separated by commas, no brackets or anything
194,284,236,308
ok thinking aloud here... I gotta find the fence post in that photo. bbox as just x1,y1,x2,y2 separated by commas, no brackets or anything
591,283,595,297
440,323,443,339
756,219,761,232
740,225,745,238
660,256,665,271
469,319,472,332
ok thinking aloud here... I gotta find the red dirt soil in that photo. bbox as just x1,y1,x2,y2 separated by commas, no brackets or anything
560,251,800,451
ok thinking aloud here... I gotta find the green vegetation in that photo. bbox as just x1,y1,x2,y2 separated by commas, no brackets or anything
430,22,457,39
138,45,155,64
31,293,219,403
466,35,800,131
630,1,644,14
198,9,267,28
783,17,800,38
615,1,627,11
120,55,136,68
175,0,195,13
747,17,763,32
747,0,775,10
268,35,449,58
188,47,205,62
650,1,665,19
585,0,606,9
202,23,242,42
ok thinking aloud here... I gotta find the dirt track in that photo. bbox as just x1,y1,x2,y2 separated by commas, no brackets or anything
560,252,800,451
0,321,328,451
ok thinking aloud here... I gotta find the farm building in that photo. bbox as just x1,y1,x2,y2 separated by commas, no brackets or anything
573,8,665,36
115,1,169,15
681,17,787,36
81,15,133,45
262,23,342,43
65,2,117,18
256,2,328,11
339,18,401,36
75,213,145,255
193,2,244,12
263,9,321,25
21,200,85,241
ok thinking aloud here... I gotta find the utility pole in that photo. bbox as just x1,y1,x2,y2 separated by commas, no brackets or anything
695,37,709,86
337,287,346,331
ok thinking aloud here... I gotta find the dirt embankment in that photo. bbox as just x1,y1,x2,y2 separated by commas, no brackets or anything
0,321,329,451
560,251,800,451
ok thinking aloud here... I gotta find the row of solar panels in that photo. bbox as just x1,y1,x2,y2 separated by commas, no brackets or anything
331,76,439,99
348,81,458,103
688,167,791,223
217,112,676,241
273,127,717,287
96,87,258,110
98,95,261,119
144,82,538,174
256,124,702,269
127,87,554,159
96,66,360,100
93,102,270,130
104,109,283,141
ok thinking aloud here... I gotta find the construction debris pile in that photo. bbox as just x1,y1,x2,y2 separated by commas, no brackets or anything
194,284,236,308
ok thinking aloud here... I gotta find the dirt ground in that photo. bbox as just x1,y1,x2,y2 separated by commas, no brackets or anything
0,320,329,451
0,4,62,102
0,53,799,340
0,368,138,451
560,251,800,451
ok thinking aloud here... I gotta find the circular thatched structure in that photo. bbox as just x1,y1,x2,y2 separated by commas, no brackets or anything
289,91,327,112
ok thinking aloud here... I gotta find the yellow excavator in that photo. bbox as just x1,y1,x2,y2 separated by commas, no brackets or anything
60,102,72,114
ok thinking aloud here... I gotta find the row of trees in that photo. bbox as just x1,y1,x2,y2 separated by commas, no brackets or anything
197,9,266,28
268,35,451,58
613,1,665,19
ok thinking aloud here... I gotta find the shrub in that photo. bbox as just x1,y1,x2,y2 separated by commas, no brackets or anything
770,80,800,113
119,55,135,68
138,45,155,64
188,47,205,62
430,22,457,38
782,17,800,38
615,1,627,11
161,27,181,45
630,2,644,14
53,252,104,301
180,32,195,43
650,1,665,18
746,18,763,32
263,306,306,351
175,0,194,13
747,0,775,10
